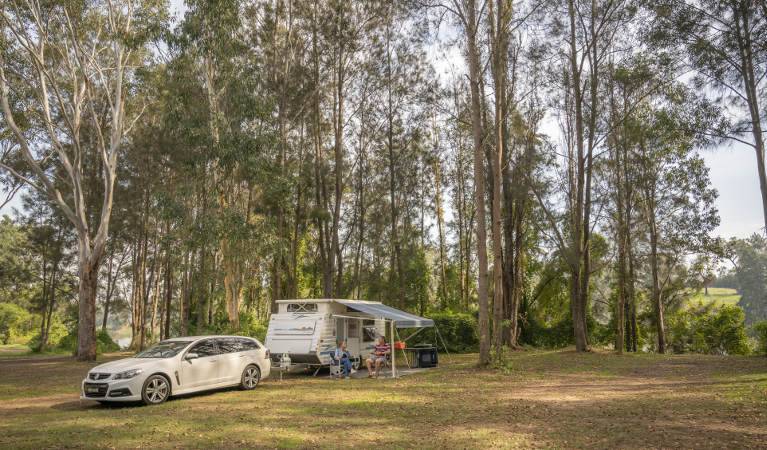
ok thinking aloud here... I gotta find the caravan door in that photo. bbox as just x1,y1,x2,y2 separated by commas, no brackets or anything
346,319,360,357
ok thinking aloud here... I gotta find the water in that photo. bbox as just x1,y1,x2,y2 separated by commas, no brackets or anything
116,337,131,349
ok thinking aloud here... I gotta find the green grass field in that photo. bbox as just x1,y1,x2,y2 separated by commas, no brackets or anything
0,344,30,356
687,287,741,307
1,350,766,448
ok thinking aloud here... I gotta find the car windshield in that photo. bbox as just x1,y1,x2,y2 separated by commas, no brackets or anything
134,341,191,358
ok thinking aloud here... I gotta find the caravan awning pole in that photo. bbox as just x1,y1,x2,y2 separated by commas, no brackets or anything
390,319,396,378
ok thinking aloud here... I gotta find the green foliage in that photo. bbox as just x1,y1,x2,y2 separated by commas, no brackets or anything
0,302,33,344
207,311,268,342
753,321,767,356
97,329,120,353
520,314,611,349
405,311,478,353
728,235,767,325
56,327,120,356
0,218,33,306
27,321,68,351
667,303,750,355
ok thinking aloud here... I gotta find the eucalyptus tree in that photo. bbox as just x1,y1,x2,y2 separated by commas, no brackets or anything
632,87,720,353
18,192,76,351
648,0,767,235
533,0,643,351
440,0,492,365
0,0,165,360
172,0,274,328
726,234,767,324
367,2,434,308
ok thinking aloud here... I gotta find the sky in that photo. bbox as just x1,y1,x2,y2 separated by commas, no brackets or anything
1,0,763,241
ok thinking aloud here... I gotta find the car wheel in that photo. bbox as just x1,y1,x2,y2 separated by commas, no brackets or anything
241,364,260,390
141,375,170,405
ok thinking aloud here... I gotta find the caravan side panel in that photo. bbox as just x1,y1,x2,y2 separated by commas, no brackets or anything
265,314,322,364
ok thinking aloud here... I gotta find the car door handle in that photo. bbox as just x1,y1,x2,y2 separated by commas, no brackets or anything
239,355,246,358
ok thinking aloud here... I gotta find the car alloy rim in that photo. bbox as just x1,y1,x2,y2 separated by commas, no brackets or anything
145,377,168,403
245,367,259,388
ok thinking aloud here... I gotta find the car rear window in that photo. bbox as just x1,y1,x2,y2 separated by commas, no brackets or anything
215,337,260,353
189,339,219,357
216,338,241,353
238,338,260,351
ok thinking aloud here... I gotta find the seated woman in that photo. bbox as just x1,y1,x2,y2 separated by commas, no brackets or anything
333,341,354,378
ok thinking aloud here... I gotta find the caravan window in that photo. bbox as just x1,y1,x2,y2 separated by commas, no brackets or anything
287,303,318,313
363,326,378,342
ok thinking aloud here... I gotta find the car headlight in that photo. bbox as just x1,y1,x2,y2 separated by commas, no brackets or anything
113,368,144,380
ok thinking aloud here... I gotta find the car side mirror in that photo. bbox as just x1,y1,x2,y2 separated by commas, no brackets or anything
185,352,199,361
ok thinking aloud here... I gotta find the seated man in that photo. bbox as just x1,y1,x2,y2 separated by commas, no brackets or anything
365,336,390,379
333,341,354,378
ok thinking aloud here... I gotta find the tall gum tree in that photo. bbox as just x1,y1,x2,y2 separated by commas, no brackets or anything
649,0,767,235
0,0,161,361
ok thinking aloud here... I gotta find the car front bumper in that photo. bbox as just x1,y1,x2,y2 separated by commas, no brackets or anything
80,376,145,402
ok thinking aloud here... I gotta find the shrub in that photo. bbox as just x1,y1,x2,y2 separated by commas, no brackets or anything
27,320,68,351
406,311,478,353
56,327,121,355
519,314,611,349
754,321,767,356
667,303,750,355
0,302,32,345
97,328,120,353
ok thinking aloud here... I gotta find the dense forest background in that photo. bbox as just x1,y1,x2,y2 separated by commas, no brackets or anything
1,0,767,363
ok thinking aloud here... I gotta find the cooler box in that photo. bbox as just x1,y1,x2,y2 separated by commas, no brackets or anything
416,346,438,368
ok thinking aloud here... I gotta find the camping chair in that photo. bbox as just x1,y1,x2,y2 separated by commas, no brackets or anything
329,358,343,378
329,351,350,378
368,352,391,378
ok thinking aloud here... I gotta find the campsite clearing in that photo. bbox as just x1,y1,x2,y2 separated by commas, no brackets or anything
1,350,765,448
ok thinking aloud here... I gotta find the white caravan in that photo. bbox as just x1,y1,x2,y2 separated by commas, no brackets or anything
265,299,434,372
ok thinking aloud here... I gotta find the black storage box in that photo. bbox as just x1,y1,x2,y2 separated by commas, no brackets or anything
416,346,438,368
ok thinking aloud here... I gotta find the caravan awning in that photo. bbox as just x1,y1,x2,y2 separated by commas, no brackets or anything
337,300,434,328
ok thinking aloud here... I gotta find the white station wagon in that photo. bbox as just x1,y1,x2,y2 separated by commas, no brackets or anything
81,335,271,405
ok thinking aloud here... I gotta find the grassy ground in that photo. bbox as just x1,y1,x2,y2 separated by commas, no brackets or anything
688,287,741,307
0,343,30,356
1,350,766,448
0,343,73,358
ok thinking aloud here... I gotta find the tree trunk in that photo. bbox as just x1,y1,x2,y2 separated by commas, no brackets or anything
568,0,589,352
181,251,191,336
76,255,100,362
732,4,767,236
649,208,666,353
435,154,449,307
614,143,627,355
464,0,491,366
386,21,405,309
164,258,172,340
489,0,508,355
628,240,638,352
330,12,346,299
